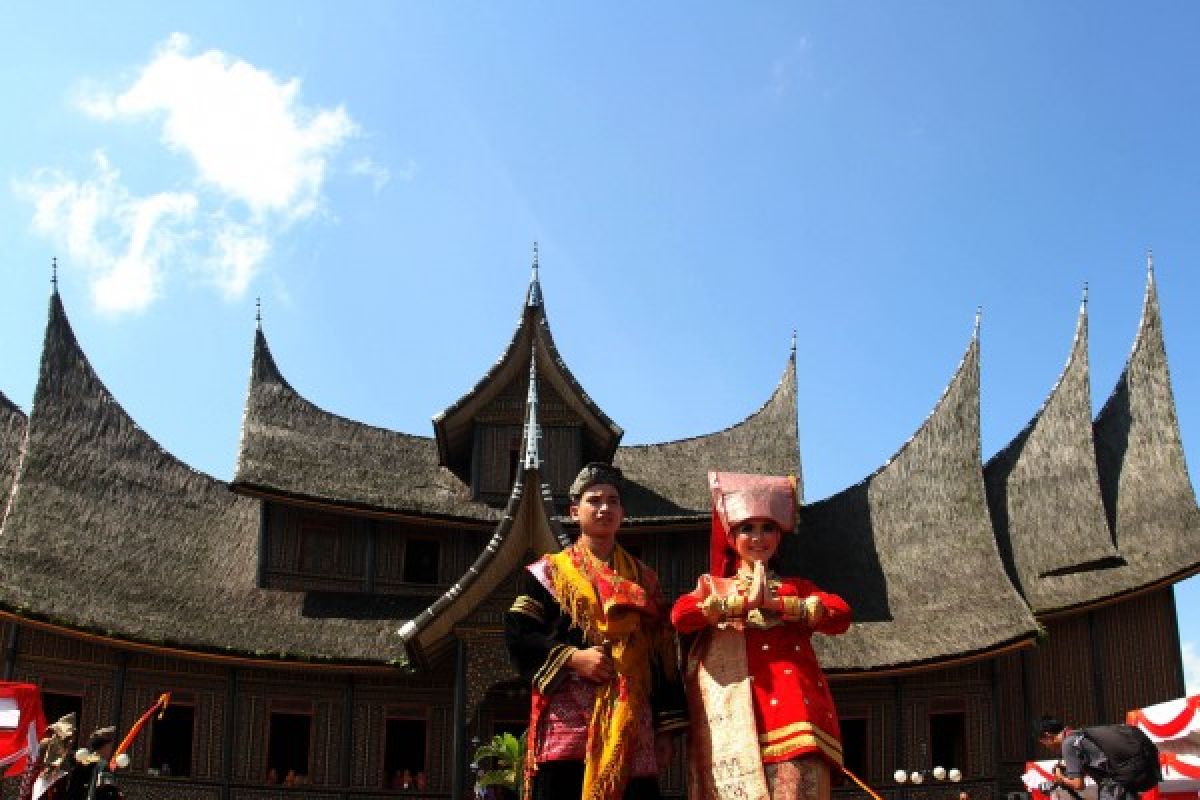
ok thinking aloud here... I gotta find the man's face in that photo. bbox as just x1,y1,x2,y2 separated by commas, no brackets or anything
570,483,624,540
1038,733,1060,751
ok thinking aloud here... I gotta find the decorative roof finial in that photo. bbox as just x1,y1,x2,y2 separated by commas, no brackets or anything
1082,281,1089,307
255,297,262,329
51,257,58,292
1146,248,1154,276
790,329,797,357
974,305,983,333
526,241,543,308
522,347,542,471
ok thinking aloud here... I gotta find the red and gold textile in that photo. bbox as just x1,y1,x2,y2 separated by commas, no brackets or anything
674,572,851,799
523,542,675,800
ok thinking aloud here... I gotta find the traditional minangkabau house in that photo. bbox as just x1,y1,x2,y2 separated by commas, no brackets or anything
0,255,1196,800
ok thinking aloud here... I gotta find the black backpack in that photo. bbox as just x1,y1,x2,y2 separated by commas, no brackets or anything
1080,724,1162,793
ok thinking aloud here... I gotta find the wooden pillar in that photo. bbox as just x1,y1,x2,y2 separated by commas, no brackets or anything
341,677,355,797
222,667,237,800
111,651,129,731
451,638,468,800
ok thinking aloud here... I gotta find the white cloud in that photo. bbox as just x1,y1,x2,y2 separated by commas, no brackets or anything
16,151,197,313
1184,641,1200,695
349,157,395,193
82,33,357,220
17,33,380,314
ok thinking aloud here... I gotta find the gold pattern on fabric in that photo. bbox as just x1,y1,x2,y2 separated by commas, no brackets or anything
759,721,843,764
510,594,545,621
686,625,771,800
533,644,577,693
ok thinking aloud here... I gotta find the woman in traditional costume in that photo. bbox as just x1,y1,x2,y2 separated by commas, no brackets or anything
671,472,851,800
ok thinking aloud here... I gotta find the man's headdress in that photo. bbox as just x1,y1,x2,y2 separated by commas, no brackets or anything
569,462,624,502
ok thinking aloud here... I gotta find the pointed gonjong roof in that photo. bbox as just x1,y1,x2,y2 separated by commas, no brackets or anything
433,251,624,482
0,293,412,666
1086,262,1200,608
0,389,27,529
984,288,1124,615
399,353,569,667
615,350,800,521
788,318,1040,673
233,321,497,521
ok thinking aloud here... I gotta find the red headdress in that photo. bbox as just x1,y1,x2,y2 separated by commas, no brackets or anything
708,472,797,577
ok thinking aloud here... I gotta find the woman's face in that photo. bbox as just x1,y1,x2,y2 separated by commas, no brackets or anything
732,518,781,566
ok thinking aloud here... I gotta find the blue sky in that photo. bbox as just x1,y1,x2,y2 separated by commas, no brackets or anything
1,3,1196,695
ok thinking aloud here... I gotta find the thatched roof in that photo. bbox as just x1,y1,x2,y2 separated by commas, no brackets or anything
1085,267,1200,606
615,353,799,521
432,264,623,481
0,294,411,665
0,389,27,528
786,323,1040,672
233,326,500,522
984,295,1124,614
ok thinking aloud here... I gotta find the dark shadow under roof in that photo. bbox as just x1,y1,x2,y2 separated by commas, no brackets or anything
615,354,799,520
787,327,1039,672
233,327,499,522
0,294,411,664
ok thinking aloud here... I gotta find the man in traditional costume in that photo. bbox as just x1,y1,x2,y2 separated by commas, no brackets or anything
61,726,116,800
504,462,687,800
27,713,77,800
671,472,851,800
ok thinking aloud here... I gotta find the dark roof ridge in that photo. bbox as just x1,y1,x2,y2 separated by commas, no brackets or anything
398,463,568,667
806,317,979,505
619,349,795,450
0,388,24,417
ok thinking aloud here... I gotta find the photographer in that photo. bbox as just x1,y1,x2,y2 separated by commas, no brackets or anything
1036,715,1160,800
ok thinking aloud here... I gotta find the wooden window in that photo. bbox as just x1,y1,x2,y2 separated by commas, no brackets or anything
299,522,339,574
40,691,83,729
384,717,428,790
929,711,966,774
403,539,440,584
840,717,869,780
267,712,311,785
149,703,193,777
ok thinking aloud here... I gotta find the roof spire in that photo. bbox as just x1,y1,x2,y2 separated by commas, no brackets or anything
51,257,58,293
255,297,262,329
1082,281,1089,307
1146,248,1154,277
522,347,542,470
974,304,983,334
790,329,797,358
526,242,543,308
